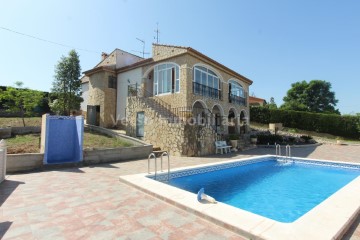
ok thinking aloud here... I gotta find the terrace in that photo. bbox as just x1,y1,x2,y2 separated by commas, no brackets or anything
0,144,359,239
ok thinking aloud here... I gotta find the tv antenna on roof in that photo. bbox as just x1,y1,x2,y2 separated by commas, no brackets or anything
134,38,149,58
154,22,160,43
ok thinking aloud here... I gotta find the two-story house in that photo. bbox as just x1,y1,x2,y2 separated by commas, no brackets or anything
81,44,253,156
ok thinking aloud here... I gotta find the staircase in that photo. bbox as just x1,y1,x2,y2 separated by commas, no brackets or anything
141,97,176,121
129,84,179,123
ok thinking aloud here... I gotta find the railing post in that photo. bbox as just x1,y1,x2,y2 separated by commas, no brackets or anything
0,139,7,183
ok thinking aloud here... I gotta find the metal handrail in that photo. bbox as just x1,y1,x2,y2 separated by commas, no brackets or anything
161,151,170,181
148,151,170,182
286,145,292,158
229,93,246,106
275,144,281,157
148,153,157,180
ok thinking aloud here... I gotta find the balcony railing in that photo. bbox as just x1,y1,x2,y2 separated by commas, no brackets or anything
193,82,222,100
229,94,246,106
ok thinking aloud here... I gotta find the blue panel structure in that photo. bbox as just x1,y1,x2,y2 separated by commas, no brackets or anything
43,115,84,164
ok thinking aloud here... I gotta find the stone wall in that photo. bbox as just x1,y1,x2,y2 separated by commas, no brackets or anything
84,124,148,147
126,96,217,156
126,96,184,156
152,44,187,62
11,126,41,135
7,153,43,173
87,71,117,128
183,125,216,156
102,73,117,128
83,145,152,164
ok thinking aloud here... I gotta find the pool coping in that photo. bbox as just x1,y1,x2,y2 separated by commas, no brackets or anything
119,155,360,240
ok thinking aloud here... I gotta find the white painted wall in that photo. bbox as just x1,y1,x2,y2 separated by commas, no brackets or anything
117,68,143,120
115,49,143,68
80,82,89,112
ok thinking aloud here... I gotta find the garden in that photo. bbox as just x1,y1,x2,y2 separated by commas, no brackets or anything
1,117,133,154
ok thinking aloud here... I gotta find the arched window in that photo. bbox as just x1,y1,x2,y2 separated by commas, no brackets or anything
229,81,244,97
153,63,180,95
229,80,246,105
193,66,221,99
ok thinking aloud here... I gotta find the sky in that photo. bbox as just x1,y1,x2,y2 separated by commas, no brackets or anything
1,0,359,114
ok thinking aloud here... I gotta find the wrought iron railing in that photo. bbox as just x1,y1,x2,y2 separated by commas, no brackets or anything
229,94,246,106
193,82,222,100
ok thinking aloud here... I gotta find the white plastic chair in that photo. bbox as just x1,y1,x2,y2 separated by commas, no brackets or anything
220,141,231,153
215,141,224,154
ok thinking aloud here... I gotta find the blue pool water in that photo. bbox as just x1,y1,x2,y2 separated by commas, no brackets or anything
166,158,360,223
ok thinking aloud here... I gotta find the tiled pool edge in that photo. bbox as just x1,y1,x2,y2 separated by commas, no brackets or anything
119,155,360,240
119,173,264,240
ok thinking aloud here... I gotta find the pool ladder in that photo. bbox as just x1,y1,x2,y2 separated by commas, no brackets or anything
148,151,170,181
275,144,292,161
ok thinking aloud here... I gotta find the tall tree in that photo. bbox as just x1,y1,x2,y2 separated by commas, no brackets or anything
267,97,278,109
281,80,339,114
0,81,44,126
51,49,82,115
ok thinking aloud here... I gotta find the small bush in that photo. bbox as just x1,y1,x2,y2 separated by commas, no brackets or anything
257,134,283,145
227,134,239,140
300,135,313,143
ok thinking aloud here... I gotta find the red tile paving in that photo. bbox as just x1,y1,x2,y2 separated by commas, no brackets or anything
0,144,359,239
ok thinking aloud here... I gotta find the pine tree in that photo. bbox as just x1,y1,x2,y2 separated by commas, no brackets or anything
51,50,82,115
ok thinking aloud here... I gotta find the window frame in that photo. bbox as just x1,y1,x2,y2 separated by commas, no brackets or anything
153,63,180,96
229,80,244,98
193,66,221,90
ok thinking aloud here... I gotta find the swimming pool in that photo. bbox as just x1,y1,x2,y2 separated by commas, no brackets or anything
120,155,360,239
165,157,360,223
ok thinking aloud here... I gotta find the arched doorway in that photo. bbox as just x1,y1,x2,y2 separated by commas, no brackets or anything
212,105,224,133
192,101,208,125
240,110,247,134
228,108,237,134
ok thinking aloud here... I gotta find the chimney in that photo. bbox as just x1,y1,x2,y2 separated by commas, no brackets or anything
101,52,108,61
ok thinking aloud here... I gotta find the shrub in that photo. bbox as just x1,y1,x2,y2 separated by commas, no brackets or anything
227,134,239,140
300,135,313,143
250,106,360,139
257,134,283,145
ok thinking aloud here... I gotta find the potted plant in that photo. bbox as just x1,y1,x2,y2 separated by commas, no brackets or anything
228,134,239,149
250,134,258,144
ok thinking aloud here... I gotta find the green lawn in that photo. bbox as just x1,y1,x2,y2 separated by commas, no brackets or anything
6,131,133,154
0,117,42,127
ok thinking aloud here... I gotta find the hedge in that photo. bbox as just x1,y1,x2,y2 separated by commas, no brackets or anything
250,107,360,139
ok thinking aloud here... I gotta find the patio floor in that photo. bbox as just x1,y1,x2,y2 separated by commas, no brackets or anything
0,144,359,239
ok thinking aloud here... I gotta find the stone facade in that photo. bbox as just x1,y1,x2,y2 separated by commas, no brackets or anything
126,96,216,156
87,70,117,128
140,48,250,134
152,44,188,62
83,43,253,156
